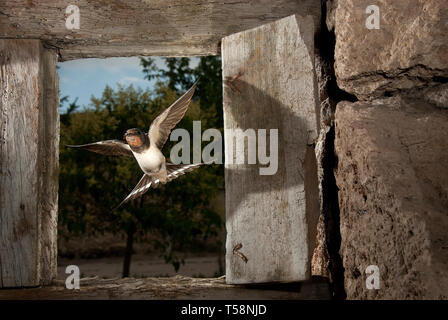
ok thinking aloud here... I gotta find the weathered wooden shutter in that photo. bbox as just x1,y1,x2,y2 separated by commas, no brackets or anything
222,15,320,284
0,40,59,287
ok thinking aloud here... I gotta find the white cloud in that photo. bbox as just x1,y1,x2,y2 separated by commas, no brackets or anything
58,56,166,74
59,56,199,74
118,76,147,85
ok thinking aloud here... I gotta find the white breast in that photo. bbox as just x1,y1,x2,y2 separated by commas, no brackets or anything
133,146,165,174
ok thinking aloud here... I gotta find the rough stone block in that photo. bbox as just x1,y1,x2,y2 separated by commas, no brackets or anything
330,0,448,99
334,97,448,299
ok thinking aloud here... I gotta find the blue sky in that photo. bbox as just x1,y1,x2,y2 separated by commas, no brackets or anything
57,57,198,111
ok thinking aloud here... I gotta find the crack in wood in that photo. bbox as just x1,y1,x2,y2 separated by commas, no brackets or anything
42,42,63,60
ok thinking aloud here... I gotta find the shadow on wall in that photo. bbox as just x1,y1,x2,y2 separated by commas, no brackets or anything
223,78,321,270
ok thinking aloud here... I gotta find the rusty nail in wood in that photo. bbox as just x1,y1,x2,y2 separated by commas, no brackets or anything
233,243,248,263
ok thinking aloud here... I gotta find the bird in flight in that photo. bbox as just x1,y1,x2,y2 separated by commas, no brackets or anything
67,79,202,207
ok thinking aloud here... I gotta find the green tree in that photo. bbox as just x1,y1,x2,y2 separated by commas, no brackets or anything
140,57,223,128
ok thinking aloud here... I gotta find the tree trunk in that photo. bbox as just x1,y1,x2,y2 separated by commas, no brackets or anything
122,223,135,278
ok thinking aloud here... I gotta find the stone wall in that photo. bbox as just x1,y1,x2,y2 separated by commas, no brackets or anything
322,0,448,299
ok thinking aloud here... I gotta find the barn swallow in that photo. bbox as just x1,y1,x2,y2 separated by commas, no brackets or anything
67,79,202,207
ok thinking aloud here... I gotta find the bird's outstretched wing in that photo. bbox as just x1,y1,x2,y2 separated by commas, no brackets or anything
165,163,203,183
148,79,199,150
117,174,153,207
117,163,203,207
66,140,133,157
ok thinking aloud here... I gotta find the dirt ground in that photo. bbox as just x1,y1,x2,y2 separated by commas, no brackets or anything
57,253,223,279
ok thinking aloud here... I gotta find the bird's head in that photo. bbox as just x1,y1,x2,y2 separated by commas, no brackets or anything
124,128,148,150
